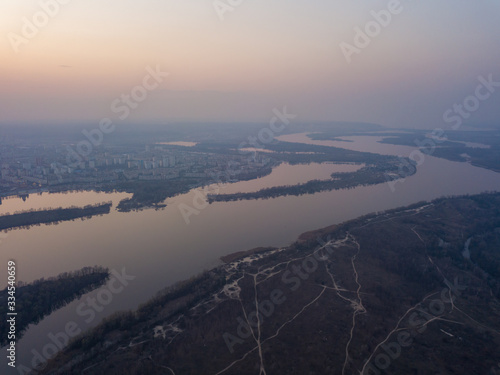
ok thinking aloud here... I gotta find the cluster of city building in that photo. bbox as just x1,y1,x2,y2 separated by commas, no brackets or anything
0,142,269,195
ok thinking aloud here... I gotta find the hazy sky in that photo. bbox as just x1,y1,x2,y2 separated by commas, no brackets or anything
1,0,499,128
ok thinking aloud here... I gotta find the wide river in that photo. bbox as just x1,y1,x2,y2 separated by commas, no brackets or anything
1,134,500,373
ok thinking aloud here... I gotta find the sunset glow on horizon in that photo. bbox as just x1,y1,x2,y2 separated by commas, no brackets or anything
1,0,499,128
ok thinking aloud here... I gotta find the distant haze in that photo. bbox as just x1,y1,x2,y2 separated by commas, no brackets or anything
1,0,499,128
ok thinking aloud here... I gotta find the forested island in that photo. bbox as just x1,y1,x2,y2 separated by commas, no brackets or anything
0,266,110,346
0,202,112,231
201,138,416,202
207,162,408,202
